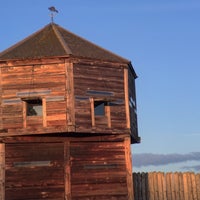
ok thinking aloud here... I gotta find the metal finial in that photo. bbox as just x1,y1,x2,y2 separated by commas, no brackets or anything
48,6,58,23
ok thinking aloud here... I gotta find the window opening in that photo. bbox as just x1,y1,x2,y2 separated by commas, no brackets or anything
94,101,108,116
25,98,43,116
91,99,111,127
14,161,51,168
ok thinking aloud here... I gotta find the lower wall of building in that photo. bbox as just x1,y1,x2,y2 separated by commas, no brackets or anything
70,141,128,199
0,135,133,200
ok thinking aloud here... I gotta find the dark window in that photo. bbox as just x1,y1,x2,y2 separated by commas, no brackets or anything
25,99,42,116
14,161,51,168
94,101,108,116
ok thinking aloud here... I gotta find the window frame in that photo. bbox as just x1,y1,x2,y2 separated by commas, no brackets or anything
22,97,46,128
90,98,111,128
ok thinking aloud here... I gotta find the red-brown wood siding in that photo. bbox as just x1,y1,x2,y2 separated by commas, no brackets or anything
0,63,67,132
0,60,137,138
2,135,132,200
73,64,127,133
5,142,65,200
70,141,128,199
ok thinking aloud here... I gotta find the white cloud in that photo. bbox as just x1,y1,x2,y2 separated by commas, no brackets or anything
132,152,200,167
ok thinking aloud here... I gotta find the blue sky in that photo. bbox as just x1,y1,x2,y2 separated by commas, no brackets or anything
1,0,200,172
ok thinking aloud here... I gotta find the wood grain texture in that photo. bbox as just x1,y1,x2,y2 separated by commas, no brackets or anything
0,58,136,199
74,63,127,133
5,142,65,200
124,137,134,200
124,68,130,129
0,143,5,200
0,58,138,144
133,172,200,200
2,136,132,200
70,140,129,199
0,62,67,133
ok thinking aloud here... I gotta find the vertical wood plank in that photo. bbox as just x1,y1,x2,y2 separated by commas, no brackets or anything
191,172,197,200
174,172,180,200
162,172,167,200
183,173,189,200
124,137,134,200
179,173,185,200
166,173,172,200
22,100,27,128
171,173,176,200
0,68,2,130
137,173,142,200
90,98,95,127
148,172,155,200
141,172,147,200
196,174,200,200
124,68,130,128
145,173,149,200
42,97,47,127
65,61,75,131
157,172,163,200
105,105,111,128
187,172,192,200
154,172,159,200
0,143,5,200
64,141,71,200
133,173,138,200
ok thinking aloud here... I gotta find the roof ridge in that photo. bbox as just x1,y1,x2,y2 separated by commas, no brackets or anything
52,23,72,55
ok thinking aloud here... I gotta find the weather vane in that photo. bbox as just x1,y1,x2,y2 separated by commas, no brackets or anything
48,6,58,23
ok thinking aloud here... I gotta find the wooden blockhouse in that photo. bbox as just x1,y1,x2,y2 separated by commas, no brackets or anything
0,23,140,200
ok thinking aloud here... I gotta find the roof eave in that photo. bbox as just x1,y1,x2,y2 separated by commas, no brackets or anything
0,54,72,64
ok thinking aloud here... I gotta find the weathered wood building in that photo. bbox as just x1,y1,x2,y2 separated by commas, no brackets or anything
0,23,140,200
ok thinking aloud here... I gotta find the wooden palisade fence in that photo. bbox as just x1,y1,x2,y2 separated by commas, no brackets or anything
133,172,200,200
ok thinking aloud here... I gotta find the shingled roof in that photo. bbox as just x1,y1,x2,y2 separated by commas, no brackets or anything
0,23,129,63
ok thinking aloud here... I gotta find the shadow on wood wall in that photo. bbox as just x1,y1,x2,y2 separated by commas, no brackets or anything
133,172,200,200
